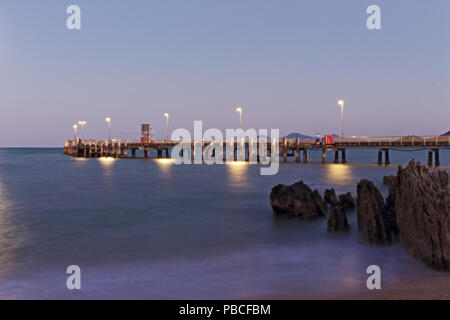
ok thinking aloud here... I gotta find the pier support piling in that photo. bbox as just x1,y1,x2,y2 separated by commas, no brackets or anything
341,149,347,164
435,149,440,166
384,149,390,165
429,149,440,167
282,138,287,163
334,151,339,163
378,149,383,165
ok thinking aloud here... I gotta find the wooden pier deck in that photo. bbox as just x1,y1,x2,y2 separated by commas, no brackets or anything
64,135,450,166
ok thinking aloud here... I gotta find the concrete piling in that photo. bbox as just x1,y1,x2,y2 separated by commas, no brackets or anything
384,149,390,165
341,149,346,164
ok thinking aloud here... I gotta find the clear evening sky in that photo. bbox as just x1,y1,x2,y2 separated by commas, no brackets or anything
0,1,449,146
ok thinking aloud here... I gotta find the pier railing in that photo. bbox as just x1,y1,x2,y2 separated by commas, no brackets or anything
333,135,450,147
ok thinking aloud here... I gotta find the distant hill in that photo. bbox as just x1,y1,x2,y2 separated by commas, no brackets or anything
285,132,313,139
441,131,450,136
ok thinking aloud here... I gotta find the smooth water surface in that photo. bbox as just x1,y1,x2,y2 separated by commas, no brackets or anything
0,148,448,299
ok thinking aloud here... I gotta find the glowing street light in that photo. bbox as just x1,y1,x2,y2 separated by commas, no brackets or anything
164,113,169,141
73,124,78,140
337,100,344,138
105,117,111,141
78,120,86,140
236,107,243,128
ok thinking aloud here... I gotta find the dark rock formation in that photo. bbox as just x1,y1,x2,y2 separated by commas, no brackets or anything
388,160,449,271
313,189,328,213
324,188,338,206
338,192,355,211
327,204,350,232
356,179,392,244
270,181,327,220
385,185,400,237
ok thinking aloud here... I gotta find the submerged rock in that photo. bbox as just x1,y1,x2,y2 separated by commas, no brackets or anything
324,188,338,206
270,181,327,220
388,160,450,271
338,192,355,211
356,179,392,244
327,204,350,232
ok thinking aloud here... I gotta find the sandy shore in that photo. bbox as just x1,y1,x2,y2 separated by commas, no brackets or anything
270,275,450,300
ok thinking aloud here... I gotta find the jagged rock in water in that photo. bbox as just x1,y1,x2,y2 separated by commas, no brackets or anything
324,188,338,206
270,181,327,220
388,160,450,271
327,204,350,232
338,192,355,211
313,189,328,213
385,184,400,237
356,179,392,244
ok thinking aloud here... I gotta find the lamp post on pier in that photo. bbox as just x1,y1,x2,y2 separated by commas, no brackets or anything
105,117,111,141
338,100,344,138
73,124,78,140
164,113,169,141
236,106,243,129
78,120,86,140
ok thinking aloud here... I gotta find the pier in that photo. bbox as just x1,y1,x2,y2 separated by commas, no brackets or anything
64,135,449,166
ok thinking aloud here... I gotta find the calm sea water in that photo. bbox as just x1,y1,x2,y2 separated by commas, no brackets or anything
0,147,448,299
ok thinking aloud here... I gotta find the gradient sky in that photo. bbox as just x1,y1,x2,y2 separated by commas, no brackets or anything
0,0,449,146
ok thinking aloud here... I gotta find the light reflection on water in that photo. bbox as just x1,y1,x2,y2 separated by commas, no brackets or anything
98,157,116,178
98,157,116,165
155,158,174,175
226,161,249,187
324,164,353,186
